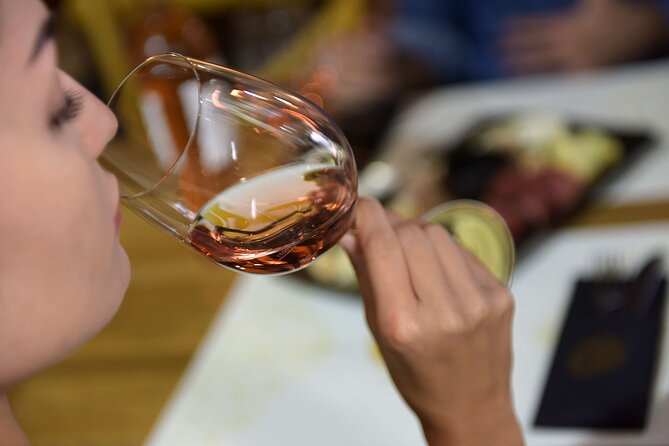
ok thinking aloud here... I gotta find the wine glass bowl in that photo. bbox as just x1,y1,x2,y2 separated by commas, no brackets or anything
102,53,357,275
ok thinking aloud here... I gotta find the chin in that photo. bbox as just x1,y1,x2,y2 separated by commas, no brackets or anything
85,244,132,341
105,245,131,325
0,247,133,388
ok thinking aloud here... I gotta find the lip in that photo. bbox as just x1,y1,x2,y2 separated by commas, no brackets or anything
114,206,122,235
109,172,122,236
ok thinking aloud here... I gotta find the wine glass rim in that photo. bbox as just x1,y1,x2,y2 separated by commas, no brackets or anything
108,52,203,200
182,55,351,143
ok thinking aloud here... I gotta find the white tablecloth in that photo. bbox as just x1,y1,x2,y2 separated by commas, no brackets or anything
146,223,669,446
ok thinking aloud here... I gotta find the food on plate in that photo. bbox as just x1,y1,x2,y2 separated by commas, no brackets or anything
446,114,624,240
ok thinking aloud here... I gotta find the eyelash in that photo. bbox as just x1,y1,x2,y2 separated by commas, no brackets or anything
50,91,83,130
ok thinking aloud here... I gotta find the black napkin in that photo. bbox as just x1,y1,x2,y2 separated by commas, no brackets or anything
534,274,667,430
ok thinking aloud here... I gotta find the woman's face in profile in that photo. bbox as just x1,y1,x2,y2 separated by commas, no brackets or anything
0,0,130,386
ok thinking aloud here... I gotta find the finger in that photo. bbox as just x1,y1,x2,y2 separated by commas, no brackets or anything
353,198,417,317
501,47,563,74
423,223,489,315
461,248,506,291
502,14,565,33
392,220,460,310
498,18,569,73
498,27,557,53
459,246,512,310
385,208,403,226
340,231,381,331
340,231,367,283
338,232,359,260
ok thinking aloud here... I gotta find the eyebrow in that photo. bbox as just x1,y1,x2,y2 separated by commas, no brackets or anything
29,13,56,64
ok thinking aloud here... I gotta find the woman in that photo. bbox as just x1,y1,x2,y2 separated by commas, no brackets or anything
0,1,523,445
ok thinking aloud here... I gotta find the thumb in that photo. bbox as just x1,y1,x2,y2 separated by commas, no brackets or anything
339,232,359,258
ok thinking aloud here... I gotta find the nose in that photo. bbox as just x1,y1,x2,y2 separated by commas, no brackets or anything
57,71,119,159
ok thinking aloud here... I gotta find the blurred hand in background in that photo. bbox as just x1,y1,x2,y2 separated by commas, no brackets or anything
499,0,669,74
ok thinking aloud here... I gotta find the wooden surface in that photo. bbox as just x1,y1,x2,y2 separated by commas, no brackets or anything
8,199,669,446
567,200,669,227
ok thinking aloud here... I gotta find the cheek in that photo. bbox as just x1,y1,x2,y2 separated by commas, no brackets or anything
34,153,125,318
0,139,129,379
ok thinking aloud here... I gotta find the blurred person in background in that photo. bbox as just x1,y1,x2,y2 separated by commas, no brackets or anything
316,0,669,119
393,0,669,81
1,1,526,445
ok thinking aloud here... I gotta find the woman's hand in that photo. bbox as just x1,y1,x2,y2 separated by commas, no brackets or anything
341,198,523,446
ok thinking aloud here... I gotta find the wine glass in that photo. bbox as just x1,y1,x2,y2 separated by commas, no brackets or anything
101,53,357,275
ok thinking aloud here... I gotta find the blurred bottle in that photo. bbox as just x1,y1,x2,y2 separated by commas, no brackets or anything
128,3,223,65
125,4,230,211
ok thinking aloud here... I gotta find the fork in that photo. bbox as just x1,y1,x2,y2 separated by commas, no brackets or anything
591,254,665,315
